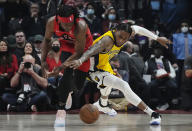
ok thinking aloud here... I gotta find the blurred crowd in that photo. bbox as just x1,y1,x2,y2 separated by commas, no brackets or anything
0,0,192,112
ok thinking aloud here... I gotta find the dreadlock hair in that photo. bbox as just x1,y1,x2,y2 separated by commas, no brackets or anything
115,23,132,34
56,4,79,25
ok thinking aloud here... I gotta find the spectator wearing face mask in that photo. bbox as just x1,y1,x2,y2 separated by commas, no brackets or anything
45,38,62,78
172,20,192,91
95,0,114,19
102,7,120,33
83,2,103,34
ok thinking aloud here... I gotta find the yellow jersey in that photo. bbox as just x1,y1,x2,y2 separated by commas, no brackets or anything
92,30,124,75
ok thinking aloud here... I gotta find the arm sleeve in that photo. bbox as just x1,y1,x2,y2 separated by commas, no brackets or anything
131,25,158,40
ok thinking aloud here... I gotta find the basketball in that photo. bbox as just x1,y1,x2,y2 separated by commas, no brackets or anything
79,104,100,124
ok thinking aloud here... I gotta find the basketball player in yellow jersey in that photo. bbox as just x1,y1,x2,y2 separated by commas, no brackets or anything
67,23,171,125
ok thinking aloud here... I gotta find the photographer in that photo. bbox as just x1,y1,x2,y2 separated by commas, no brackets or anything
2,54,49,112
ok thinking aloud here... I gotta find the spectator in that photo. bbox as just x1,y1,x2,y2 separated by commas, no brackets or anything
145,45,177,110
181,55,192,110
95,0,113,19
119,42,150,105
21,3,45,38
1,0,30,36
45,38,62,83
39,0,58,21
172,20,192,91
83,2,103,34
22,42,41,66
2,54,49,112
33,34,43,60
134,18,150,59
75,0,86,18
46,39,61,72
102,7,120,33
131,44,145,75
6,35,16,52
0,39,18,94
13,30,26,63
0,7,5,38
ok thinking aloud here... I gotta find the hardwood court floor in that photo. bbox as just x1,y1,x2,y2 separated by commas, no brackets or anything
0,112,192,131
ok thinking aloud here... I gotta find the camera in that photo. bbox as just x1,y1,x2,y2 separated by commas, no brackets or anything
17,93,25,104
24,62,32,69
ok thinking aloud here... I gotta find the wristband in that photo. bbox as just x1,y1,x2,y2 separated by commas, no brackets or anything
79,59,82,65
17,71,21,75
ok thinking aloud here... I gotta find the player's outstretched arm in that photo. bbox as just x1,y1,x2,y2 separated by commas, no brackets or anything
131,25,172,48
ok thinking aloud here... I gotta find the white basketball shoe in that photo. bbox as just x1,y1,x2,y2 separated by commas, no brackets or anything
54,110,66,127
93,100,117,116
150,112,161,125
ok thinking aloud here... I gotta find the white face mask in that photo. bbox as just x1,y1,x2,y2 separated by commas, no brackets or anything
181,27,188,33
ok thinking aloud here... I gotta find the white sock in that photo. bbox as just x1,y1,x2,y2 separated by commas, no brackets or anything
100,98,108,106
65,92,73,109
144,106,154,116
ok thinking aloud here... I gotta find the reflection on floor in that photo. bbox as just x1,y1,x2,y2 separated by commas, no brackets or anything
0,110,192,131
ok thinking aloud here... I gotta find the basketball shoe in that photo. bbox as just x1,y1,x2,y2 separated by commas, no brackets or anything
93,100,117,116
54,110,66,127
150,112,161,125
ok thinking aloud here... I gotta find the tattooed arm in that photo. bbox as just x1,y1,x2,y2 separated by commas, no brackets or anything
41,17,54,77
68,36,113,69
41,17,54,62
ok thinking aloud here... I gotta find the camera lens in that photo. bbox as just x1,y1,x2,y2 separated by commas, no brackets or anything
24,62,32,68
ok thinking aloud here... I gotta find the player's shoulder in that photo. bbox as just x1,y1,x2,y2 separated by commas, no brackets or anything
47,16,55,26
76,18,87,30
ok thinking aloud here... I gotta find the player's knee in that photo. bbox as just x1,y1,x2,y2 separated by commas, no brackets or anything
114,79,130,92
100,87,112,96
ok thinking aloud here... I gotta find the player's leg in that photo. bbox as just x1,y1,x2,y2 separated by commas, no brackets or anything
89,71,117,116
72,69,88,108
93,86,117,116
103,74,161,125
55,68,74,127
54,51,74,127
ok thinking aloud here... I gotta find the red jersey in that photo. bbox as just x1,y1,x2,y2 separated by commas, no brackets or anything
0,54,18,79
54,17,93,72
46,54,62,72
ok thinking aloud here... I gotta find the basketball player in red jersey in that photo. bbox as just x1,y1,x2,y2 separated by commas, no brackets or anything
41,5,93,127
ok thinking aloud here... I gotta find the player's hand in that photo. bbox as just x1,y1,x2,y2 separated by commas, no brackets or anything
68,60,82,69
157,37,172,48
51,66,62,76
